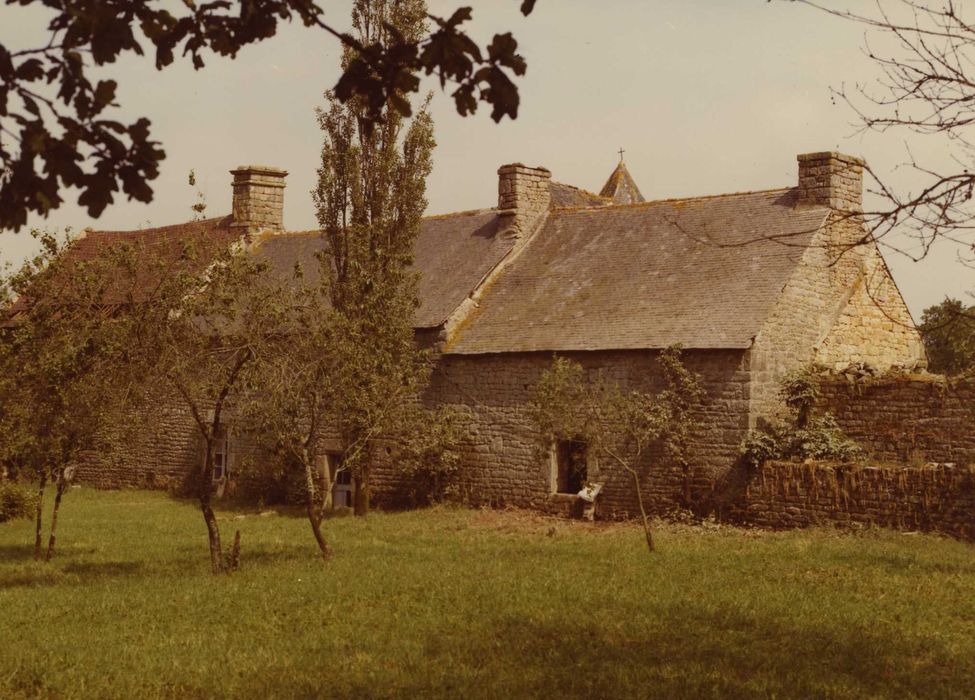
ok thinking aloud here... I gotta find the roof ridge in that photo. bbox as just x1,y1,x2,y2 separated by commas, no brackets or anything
85,214,231,236
551,180,608,199
553,186,802,214
422,208,496,221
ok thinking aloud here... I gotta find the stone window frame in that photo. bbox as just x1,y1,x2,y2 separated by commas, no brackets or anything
326,452,353,509
211,425,231,483
549,439,591,496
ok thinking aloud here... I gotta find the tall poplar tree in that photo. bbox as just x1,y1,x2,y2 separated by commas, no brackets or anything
312,0,436,516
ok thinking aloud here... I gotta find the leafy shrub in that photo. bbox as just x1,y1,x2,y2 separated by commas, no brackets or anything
741,369,863,468
780,368,820,427
792,414,862,462
0,480,39,523
397,407,465,505
741,428,785,469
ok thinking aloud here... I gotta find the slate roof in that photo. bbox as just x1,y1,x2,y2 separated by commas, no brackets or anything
252,209,513,328
447,188,830,353
549,182,609,209
599,161,645,205
32,181,834,354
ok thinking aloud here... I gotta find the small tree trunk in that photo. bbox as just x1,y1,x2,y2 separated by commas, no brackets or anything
353,471,370,517
629,468,655,553
304,453,333,562
33,473,47,560
226,530,241,572
201,501,224,574
45,476,68,561
199,437,224,574
306,500,334,562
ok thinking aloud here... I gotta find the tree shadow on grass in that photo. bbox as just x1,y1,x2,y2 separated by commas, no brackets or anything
168,542,313,574
824,546,975,577
0,543,39,561
225,605,970,699
62,560,142,577
0,559,143,589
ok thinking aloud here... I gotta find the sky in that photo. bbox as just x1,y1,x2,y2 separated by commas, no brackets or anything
1,0,972,318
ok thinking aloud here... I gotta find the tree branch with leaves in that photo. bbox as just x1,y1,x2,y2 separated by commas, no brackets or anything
0,229,150,560
1,0,536,231
531,347,703,554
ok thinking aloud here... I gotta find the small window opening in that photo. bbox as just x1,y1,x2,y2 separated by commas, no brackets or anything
327,453,353,508
212,426,230,482
553,439,587,494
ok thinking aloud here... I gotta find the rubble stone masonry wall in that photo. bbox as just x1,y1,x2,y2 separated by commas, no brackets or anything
748,218,924,424
739,460,975,540
72,349,752,518
733,373,975,538
74,398,201,491
817,252,924,371
424,349,751,517
816,373,975,466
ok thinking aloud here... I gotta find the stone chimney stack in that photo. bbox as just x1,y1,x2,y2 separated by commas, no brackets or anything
230,165,288,233
498,163,551,238
797,152,864,213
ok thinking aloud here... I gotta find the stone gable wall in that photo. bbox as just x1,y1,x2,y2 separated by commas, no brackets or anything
738,460,975,540
749,217,924,424
817,252,923,371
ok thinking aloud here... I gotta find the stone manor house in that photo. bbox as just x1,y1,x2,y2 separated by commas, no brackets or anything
72,151,927,516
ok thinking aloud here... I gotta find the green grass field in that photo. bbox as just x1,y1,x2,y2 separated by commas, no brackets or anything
1,489,973,699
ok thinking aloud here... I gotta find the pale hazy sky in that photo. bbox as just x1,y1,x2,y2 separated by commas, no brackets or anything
1,0,972,318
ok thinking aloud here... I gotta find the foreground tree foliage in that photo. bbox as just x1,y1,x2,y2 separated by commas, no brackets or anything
129,240,282,575
0,230,146,560
0,0,536,231
239,263,463,561
920,297,975,375
311,0,439,518
531,348,703,553
238,270,343,561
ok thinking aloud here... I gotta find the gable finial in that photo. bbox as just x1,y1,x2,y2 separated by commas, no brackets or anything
618,147,625,163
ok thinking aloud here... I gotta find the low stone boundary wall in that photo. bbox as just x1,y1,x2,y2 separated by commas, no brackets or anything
741,460,975,540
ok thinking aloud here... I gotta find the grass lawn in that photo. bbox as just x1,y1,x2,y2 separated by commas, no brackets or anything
1,489,974,699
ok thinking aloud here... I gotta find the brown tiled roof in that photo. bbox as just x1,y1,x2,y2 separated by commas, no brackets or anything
549,182,609,209
447,188,829,353
252,209,514,328
599,161,645,205
7,216,238,316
